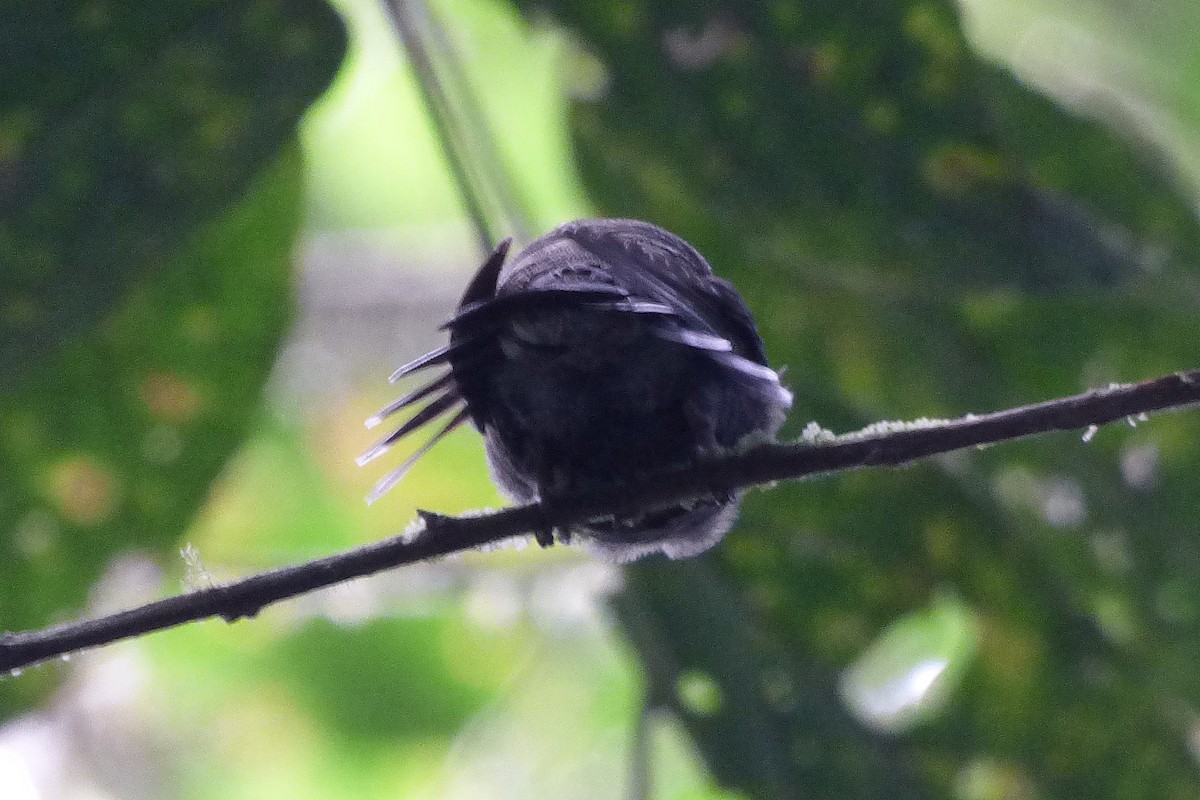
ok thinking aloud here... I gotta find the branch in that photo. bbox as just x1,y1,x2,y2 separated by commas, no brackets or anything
380,0,529,250
3,368,1199,672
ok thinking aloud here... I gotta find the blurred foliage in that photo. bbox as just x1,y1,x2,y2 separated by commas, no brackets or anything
302,0,592,232
0,152,304,716
504,0,1200,797
0,0,346,375
0,0,346,715
5,0,1200,798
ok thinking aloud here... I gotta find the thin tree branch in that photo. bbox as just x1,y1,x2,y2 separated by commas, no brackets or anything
384,0,494,253
417,0,532,246
3,368,1199,672
628,694,655,800
381,0,530,251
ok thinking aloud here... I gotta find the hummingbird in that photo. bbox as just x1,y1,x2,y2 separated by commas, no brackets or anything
359,218,792,561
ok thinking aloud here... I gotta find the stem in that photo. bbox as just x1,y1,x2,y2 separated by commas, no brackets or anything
380,0,531,251
3,368,1198,672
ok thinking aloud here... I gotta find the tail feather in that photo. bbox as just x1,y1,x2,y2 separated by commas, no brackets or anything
366,407,473,504
366,372,456,430
357,391,463,467
388,340,476,383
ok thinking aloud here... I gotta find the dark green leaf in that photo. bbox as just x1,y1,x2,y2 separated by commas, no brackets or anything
0,148,304,717
0,0,347,376
509,1,1200,797
618,559,929,800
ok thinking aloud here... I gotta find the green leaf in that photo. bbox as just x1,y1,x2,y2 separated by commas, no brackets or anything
617,559,930,800
0,0,347,376
0,148,305,717
270,617,497,740
509,0,1200,797
517,0,1198,295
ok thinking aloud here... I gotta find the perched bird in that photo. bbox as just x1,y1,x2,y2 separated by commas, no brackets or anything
360,218,792,561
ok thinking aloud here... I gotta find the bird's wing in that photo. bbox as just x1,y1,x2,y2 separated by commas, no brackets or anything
559,220,788,400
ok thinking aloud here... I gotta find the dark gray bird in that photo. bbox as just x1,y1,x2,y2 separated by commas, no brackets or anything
360,218,792,561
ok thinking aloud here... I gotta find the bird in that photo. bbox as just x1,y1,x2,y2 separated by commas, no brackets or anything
359,218,792,561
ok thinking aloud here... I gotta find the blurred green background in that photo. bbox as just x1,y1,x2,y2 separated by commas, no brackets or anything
3,0,1200,798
